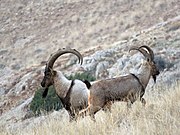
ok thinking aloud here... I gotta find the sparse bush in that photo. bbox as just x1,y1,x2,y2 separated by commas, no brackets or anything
30,86,63,116
30,72,95,116
67,72,96,81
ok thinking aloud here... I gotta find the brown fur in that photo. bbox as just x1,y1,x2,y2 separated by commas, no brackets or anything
79,46,160,119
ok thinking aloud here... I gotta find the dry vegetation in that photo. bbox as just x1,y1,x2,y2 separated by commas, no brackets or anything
1,81,180,135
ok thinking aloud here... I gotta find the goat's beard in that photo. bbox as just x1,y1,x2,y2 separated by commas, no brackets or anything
42,87,49,98
152,75,157,83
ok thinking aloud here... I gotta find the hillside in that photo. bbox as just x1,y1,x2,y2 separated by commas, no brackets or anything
1,0,179,69
0,0,180,134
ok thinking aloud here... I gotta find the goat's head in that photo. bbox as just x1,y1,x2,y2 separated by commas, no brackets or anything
129,45,160,83
41,48,83,89
41,66,55,88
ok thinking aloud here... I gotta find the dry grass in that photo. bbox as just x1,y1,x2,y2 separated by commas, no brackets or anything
2,81,180,135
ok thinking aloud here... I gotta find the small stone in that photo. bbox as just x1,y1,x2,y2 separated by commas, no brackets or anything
0,49,8,56
0,64,6,69
11,64,21,70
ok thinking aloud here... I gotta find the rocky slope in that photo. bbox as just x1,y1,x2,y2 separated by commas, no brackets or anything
0,0,180,132
1,0,179,69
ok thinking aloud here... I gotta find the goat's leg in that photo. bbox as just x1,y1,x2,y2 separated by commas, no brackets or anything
78,105,100,121
78,106,89,118
127,100,133,108
88,94,105,120
126,92,135,109
78,99,102,120
126,100,134,114
140,90,146,106
102,101,112,112
73,108,81,121
89,105,101,121
140,98,146,106
68,110,76,122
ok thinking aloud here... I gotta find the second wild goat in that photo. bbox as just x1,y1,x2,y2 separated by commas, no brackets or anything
79,45,160,119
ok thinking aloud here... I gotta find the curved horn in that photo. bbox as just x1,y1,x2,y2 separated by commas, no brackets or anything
139,45,154,60
129,46,150,60
46,48,83,69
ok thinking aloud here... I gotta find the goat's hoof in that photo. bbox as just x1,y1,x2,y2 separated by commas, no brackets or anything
141,98,146,107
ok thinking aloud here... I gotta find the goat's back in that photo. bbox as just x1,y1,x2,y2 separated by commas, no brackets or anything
90,75,142,101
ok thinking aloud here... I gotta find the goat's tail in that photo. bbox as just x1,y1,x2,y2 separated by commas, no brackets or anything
83,80,92,89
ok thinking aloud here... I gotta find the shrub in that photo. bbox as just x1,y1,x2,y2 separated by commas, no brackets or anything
30,86,63,116
30,72,95,116
67,72,96,81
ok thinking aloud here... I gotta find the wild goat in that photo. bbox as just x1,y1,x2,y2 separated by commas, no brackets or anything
41,48,90,120
79,45,160,119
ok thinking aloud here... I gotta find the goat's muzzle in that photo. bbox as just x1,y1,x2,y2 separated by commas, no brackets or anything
41,80,45,87
156,70,160,75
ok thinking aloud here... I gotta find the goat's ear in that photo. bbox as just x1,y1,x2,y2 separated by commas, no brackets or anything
83,80,92,89
49,68,56,76
52,70,57,76
49,67,53,73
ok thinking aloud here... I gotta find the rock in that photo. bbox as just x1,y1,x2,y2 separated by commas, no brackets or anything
95,61,109,79
0,49,8,56
166,22,180,32
11,64,21,70
34,49,43,54
0,87,5,95
23,110,35,120
0,97,33,128
13,37,29,49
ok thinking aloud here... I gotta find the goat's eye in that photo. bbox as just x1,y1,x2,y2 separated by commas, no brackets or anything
44,71,50,76
45,76,51,79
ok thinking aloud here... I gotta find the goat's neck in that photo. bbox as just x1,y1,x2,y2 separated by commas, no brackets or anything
53,71,71,98
136,64,151,89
